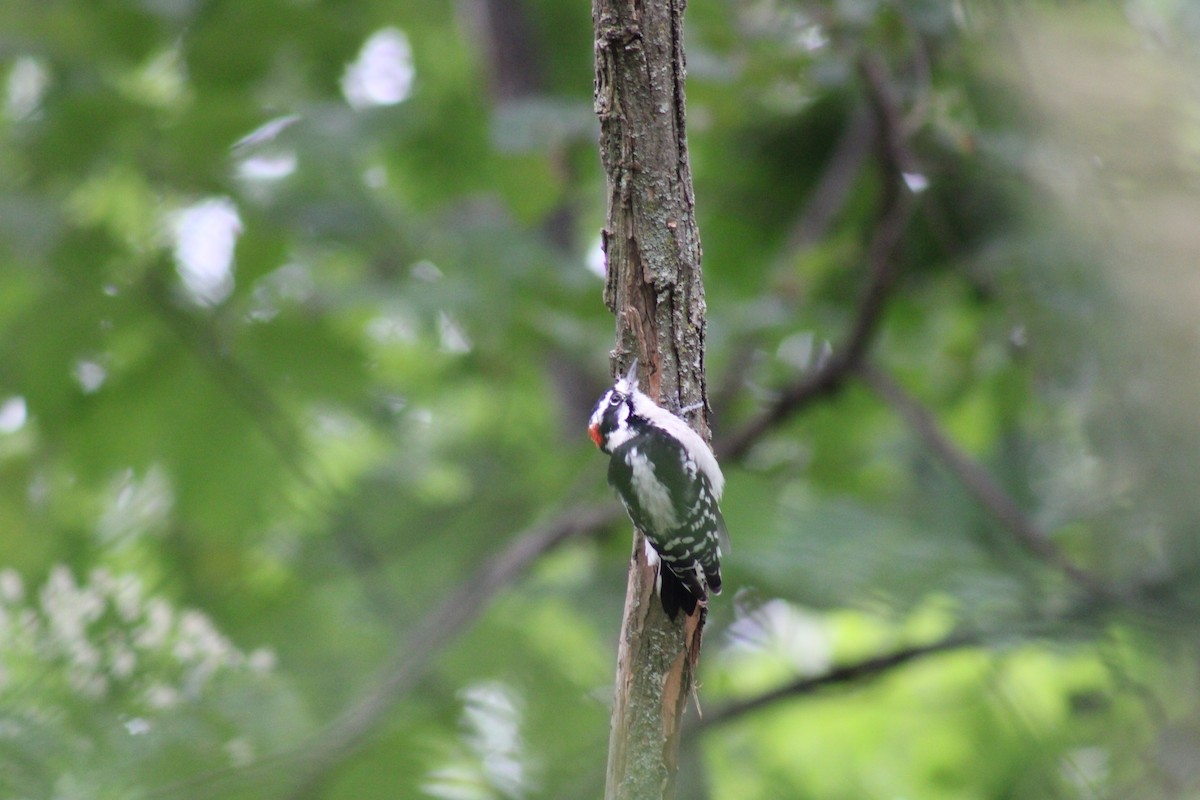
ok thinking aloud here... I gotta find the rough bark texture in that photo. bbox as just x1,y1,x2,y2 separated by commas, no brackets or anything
593,0,709,798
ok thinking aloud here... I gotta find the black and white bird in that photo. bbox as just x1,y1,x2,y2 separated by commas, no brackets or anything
588,360,729,619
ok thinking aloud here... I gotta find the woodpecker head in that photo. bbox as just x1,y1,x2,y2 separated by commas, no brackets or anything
588,360,640,453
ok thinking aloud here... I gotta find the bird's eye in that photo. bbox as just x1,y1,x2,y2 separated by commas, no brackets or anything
609,393,623,406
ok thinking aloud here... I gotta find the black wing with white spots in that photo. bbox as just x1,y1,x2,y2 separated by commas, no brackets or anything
607,427,725,618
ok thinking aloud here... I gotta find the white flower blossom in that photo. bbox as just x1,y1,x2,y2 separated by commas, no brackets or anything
144,683,179,710
1,565,275,717
0,569,24,604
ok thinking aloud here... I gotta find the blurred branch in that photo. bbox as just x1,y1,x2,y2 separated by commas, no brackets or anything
283,502,622,799
709,105,876,423
462,0,581,254
143,502,623,800
719,56,916,462
142,273,319,489
857,363,1120,601
692,631,976,734
779,105,877,258
461,0,545,102
142,274,418,618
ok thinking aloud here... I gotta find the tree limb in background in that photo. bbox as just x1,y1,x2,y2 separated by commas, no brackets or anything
461,0,545,102
720,56,916,463
144,503,623,800
777,105,877,259
692,631,976,734
857,362,1120,601
461,0,585,255
707,106,876,422
142,272,319,491
282,503,622,799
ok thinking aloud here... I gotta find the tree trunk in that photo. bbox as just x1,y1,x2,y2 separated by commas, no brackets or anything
592,0,710,798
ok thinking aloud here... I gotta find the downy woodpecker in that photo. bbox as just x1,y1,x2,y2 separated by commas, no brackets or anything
588,361,728,619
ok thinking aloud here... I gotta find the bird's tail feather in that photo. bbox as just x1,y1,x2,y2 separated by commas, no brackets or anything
658,564,701,620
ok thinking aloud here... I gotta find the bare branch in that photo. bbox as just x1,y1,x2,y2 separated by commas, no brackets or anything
687,567,1193,741
144,502,623,800
708,107,877,422
281,502,622,799
692,632,976,734
461,0,545,102
779,105,877,258
141,274,320,490
857,363,1119,601
719,56,916,462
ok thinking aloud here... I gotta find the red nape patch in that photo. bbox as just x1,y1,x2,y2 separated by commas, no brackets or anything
588,424,603,448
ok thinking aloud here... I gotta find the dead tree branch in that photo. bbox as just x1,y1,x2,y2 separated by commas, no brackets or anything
779,105,877,258
693,631,976,734
857,363,1118,601
720,56,916,462
282,503,622,799
145,501,623,800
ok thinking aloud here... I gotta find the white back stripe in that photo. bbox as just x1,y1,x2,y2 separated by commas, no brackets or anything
629,388,724,498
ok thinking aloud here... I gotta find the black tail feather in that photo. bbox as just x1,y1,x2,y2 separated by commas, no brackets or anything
706,564,722,596
658,564,700,620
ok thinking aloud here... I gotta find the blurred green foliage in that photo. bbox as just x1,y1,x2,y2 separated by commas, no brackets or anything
2,0,1200,798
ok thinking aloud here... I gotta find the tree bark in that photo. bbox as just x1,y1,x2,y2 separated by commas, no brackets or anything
592,0,710,798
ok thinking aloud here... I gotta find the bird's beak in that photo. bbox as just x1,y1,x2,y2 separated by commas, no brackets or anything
588,423,603,448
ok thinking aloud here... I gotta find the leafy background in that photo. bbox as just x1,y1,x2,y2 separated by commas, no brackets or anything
2,0,1200,798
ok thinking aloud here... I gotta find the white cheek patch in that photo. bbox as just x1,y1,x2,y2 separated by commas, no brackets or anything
603,402,635,450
